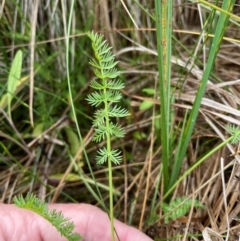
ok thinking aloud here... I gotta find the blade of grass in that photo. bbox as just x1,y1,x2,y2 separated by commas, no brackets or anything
155,0,173,194
133,0,155,20
167,0,236,195
164,133,238,199
7,50,22,119
197,0,240,22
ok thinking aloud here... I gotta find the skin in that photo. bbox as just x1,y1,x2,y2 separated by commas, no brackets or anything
0,203,153,241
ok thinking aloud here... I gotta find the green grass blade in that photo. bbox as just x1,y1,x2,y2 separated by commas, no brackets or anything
164,135,235,199
168,0,236,192
133,0,155,20
155,0,173,193
7,50,23,118
197,0,240,22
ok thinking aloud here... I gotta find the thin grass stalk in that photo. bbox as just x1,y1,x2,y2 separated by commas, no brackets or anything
164,132,238,199
154,0,173,194
167,0,236,195
65,2,106,208
197,0,240,22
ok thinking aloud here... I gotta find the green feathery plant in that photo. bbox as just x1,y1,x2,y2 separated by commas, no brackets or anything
14,193,82,241
226,124,240,144
86,31,129,241
162,196,204,224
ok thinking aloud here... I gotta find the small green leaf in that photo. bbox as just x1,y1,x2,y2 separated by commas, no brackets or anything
139,100,153,110
32,123,44,137
0,76,28,109
65,126,81,158
106,79,125,90
7,50,23,118
162,197,204,224
142,88,155,95
93,109,106,126
133,131,147,140
96,147,108,164
96,148,122,165
226,124,240,144
108,105,129,117
86,91,105,107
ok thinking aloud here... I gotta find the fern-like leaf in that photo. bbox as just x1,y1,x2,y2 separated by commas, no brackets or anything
108,105,129,117
86,91,106,107
226,124,240,144
89,79,125,91
162,196,204,224
14,193,82,241
93,67,120,79
93,109,106,126
106,90,123,103
92,126,106,142
106,79,125,90
92,122,125,142
107,122,126,138
89,80,105,90
87,90,122,107
96,147,122,165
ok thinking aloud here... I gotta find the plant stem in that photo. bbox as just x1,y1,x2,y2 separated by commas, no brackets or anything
103,81,115,241
108,146,115,241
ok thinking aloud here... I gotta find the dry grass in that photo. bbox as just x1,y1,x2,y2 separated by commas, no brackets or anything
1,1,240,240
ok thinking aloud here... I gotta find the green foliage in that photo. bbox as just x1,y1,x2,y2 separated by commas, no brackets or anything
169,0,236,196
14,193,82,241
86,31,129,165
146,0,237,203
139,101,153,110
162,196,204,224
86,31,130,241
7,50,23,118
155,0,173,195
226,124,240,144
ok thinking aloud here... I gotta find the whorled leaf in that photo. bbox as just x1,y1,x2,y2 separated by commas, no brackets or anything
226,124,240,144
86,91,106,107
93,67,120,80
108,105,129,118
96,147,122,165
92,122,125,142
87,90,122,107
89,79,125,91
